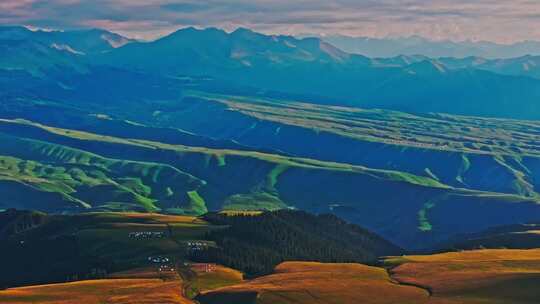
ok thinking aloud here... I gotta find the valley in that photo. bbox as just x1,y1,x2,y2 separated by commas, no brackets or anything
3,82,540,250
1,18,540,303
2,117,540,249
169,91,540,197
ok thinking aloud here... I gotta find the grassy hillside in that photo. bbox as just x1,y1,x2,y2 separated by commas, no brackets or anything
198,249,540,304
387,249,540,304
151,92,540,198
0,210,399,292
0,279,189,304
197,262,429,304
1,118,540,249
182,264,244,299
0,211,219,288
5,246,540,304
2,210,540,304
7,82,540,199
0,265,190,304
0,132,204,213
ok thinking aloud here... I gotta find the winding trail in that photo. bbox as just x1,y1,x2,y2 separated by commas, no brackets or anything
386,266,433,297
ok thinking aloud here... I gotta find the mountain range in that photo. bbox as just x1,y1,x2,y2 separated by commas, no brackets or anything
4,26,540,119
316,34,540,59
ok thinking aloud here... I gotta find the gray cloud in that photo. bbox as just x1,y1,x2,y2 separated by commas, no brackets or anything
1,0,540,43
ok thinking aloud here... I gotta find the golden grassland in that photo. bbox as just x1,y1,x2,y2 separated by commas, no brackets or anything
183,264,244,298
2,250,540,304
3,212,540,304
0,263,244,304
189,264,243,292
198,262,430,304
198,250,540,304
0,279,191,304
107,266,178,280
389,249,540,304
0,266,191,304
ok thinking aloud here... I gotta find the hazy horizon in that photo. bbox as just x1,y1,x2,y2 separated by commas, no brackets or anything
2,0,540,44
8,24,540,47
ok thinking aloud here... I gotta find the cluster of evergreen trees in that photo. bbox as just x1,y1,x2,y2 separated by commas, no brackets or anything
0,209,47,239
0,211,115,289
190,210,402,276
0,236,114,288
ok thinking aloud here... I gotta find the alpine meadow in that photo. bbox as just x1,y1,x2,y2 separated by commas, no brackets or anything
2,1,540,303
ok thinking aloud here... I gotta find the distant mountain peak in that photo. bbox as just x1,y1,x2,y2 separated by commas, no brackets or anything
231,27,268,42
99,32,131,48
174,26,224,35
0,25,132,49
319,40,350,62
232,27,255,35
160,26,227,43
406,59,448,74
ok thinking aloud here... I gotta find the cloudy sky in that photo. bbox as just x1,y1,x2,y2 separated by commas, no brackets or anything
1,0,540,43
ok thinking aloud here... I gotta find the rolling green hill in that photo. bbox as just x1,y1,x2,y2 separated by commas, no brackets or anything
1,118,540,249
141,91,540,199
0,132,204,213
